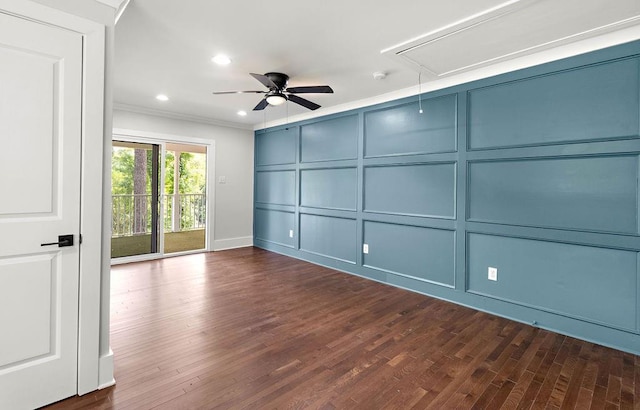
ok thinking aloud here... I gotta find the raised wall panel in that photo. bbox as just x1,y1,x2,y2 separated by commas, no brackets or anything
364,163,455,218
468,155,639,234
364,94,457,157
0,48,56,215
255,127,297,166
468,58,640,149
467,233,638,331
301,115,358,162
300,168,357,210
0,255,54,367
363,221,455,286
254,41,640,355
300,214,357,263
254,209,295,247
255,170,295,205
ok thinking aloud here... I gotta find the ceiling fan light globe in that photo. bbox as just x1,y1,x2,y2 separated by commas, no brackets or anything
266,94,287,106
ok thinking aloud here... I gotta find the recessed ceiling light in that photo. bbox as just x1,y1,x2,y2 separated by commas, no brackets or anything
212,54,231,65
156,94,169,101
237,110,247,116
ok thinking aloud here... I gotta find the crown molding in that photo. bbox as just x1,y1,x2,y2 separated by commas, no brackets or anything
94,0,125,9
113,103,254,130
114,0,130,23
255,24,640,130
94,0,130,23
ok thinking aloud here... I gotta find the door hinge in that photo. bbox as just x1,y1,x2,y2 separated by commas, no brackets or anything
79,234,83,244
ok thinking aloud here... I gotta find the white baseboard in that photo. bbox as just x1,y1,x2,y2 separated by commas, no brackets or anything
98,349,115,389
213,236,253,251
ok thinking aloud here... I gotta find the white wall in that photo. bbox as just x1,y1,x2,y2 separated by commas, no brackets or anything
112,109,255,248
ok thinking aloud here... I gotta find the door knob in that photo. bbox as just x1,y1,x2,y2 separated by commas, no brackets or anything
41,234,74,247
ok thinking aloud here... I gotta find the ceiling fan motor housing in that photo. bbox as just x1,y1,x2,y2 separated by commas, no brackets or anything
264,72,289,90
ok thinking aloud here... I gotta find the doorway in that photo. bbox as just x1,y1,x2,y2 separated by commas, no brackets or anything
0,5,103,408
111,139,209,260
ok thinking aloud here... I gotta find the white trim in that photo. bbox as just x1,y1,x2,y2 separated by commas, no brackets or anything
97,349,115,389
113,127,220,146
0,0,104,31
114,0,130,24
94,0,126,10
99,23,114,396
110,248,208,265
160,142,168,255
213,236,254,251
114,103,254,131
77,17,106,396
255,24,640,130
110,253,158,265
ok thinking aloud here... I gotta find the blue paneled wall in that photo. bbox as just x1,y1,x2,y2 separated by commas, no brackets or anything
253,41,640,354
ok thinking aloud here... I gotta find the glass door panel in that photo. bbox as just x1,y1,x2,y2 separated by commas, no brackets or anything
163,143,207,254
111,141,160,258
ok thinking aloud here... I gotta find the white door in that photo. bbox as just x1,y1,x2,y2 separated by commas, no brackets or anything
0,10,83,410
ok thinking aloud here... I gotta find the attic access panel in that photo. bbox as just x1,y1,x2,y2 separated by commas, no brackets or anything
382,0,640,77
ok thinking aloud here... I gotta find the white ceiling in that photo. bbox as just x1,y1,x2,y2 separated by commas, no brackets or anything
113,0,640,130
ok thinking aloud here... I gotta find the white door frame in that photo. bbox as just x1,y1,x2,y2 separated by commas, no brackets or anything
0,0,107,396
111,128,216,264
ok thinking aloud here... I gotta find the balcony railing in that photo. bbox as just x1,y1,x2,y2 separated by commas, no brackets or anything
111,193,206,237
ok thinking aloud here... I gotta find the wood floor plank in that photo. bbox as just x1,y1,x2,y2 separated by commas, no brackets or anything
487,379,516,409
447,364,497,409
575,387,595,409
591,384,609,410
621,353,636,409
42,248,639,410
560,352,587,409
531,361,564,409
501,369,535,409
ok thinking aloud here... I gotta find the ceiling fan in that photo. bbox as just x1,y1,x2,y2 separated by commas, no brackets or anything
212,72,333,111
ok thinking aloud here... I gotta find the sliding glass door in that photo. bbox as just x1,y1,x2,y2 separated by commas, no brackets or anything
111,140,207,260
163,143,207,254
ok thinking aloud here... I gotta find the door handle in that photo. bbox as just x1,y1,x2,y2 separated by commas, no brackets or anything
41,234,74,247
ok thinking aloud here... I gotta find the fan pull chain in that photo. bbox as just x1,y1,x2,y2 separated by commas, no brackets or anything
418,71,423,114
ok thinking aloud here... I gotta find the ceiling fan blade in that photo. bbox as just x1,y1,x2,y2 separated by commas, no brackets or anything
288,94,321,110
253,98,269,111
212,90,266,95
250,73,278,89
286,85,334,94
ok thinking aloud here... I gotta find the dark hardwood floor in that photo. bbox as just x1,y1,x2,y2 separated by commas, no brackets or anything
45,247,639,409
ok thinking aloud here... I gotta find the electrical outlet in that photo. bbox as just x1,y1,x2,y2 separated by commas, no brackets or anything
218,176,226,184
363,244,369,254
289,230,294,238
488,267,498,281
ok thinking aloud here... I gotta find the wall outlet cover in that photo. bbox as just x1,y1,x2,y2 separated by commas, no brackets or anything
488,267,498,281
363,244,369,254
